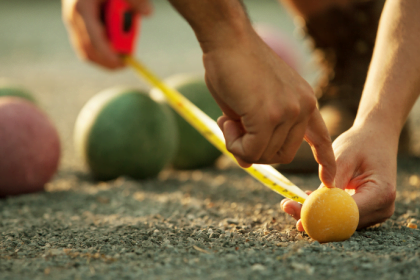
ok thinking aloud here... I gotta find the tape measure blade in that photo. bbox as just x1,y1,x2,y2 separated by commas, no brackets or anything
249,164,309,200
124,55,307,203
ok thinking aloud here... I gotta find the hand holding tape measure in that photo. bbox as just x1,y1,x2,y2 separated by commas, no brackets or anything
102,0,313,203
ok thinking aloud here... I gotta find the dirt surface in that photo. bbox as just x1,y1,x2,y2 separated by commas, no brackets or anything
1,1,420,279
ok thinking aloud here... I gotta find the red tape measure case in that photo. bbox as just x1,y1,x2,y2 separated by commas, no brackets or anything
102,0,140,55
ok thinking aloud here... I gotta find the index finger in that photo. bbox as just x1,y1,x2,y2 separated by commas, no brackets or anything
304,109,336,188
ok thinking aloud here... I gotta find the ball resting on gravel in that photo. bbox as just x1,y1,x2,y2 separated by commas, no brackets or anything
150,74,222,170
74,87,177,181
301,187,359,243
0,97,60,197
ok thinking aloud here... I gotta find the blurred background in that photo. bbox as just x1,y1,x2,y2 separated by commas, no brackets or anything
0,0,418,174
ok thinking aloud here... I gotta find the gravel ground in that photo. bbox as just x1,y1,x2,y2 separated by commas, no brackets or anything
1,1,420,279
1,159,420,280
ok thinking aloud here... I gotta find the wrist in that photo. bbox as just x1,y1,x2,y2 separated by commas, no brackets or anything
353,114,401,147
198,13,254,53
170,0,254,53
354,89,407,141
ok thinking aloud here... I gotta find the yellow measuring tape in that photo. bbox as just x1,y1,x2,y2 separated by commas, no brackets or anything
124,55,308,204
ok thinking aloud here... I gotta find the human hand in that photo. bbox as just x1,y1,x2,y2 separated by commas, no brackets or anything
203,29,335,187
61,0,152,69
281,123,398,230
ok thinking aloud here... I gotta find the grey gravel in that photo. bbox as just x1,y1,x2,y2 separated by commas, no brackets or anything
1,1,420,280
1,159,420,280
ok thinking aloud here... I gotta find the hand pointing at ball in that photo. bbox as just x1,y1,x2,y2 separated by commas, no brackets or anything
282,0,420,232
281,124,398,231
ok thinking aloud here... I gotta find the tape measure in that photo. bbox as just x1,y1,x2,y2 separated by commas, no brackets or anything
103,0,308,204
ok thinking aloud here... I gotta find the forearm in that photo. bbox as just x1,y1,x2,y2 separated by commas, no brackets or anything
167,0,253,52
355,0,420,136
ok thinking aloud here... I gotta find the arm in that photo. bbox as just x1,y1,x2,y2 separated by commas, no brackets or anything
62,0,337,187
168,0,335,180
282,0,420,230
355,0,420,136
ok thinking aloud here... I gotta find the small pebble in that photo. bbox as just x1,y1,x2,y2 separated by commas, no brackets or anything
407,223,418,229
251,264,266,271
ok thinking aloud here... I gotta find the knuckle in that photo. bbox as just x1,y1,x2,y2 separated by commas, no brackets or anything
280,157,294,165
299,84,317,113
306,93,317,113
266,108,284,125
277,150,295,164
383,204,395,220
377,185,396,222
243,153,261,164
258,154,275,164
226,144,260,163
300,81,315,97
381,186,397,209
287,102,301,120
225,143,235,155
266,102,302,125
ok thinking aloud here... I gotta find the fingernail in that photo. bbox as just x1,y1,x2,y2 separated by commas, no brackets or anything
280,200,285,208
280,199,289,209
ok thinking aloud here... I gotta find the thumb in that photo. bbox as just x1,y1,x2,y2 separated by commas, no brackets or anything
304,109,336,188
126,0,153,16
334,154,355,191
